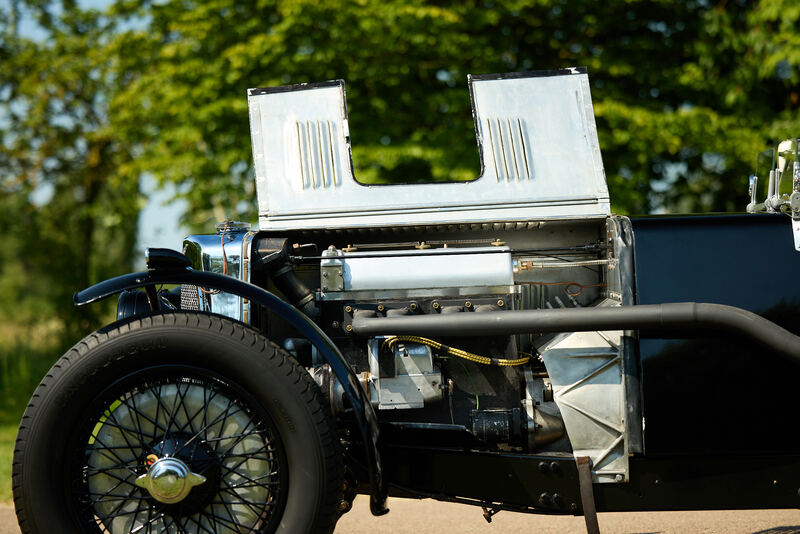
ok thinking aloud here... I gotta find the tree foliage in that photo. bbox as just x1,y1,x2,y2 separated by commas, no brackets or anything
104,0,800,222
0,3,139,335
0,0,799,332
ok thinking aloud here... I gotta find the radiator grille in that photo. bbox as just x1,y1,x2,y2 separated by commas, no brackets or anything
180,284,201,310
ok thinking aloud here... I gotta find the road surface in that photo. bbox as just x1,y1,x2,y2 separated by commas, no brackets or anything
2,497,799,533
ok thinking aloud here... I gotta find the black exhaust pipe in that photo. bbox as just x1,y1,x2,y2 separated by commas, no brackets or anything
351,303,800,363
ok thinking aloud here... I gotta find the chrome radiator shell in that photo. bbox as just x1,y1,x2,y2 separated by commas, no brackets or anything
182,225,255,323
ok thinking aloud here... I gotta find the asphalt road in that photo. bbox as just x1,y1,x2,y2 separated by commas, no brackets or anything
2,498,800,533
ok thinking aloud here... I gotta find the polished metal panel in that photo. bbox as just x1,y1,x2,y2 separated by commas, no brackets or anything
367,339,443,410
248,69,610,230
538,299,628,483
320,246,513,293
182,226,255,322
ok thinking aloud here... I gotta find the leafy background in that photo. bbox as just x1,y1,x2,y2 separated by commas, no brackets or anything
0,0,799,502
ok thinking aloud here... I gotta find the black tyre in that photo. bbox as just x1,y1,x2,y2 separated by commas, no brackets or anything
12,312,343,534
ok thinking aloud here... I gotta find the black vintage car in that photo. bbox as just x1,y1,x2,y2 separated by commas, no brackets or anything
12,68,800,534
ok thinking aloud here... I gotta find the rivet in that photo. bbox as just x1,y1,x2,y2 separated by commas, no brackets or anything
377,304,385,312
345,325,353,333
344,305,353,313
464,301,472,308
615,474,624,482
322,272,328,278
497,299,505,307
331,321,340,329
409,303,418,311
432,301,440,310
538,461,549,472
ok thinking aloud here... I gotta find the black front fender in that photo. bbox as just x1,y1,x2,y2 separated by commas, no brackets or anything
74,267,389,516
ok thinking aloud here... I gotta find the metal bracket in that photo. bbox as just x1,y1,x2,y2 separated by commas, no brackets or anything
320,246,345,292
481,505,501,523
791,192,800,252
576,456,601,534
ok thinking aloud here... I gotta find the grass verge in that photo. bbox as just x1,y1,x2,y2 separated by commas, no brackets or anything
0,424,15,503
0,322,68,504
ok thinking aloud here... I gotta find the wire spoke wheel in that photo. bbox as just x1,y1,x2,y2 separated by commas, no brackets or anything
14,313,342,534
73,369,287,534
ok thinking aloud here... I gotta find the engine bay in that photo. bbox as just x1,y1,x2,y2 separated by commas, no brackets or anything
181,214,636,483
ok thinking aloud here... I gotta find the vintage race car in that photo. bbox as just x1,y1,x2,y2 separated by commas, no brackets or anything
12,68,800,534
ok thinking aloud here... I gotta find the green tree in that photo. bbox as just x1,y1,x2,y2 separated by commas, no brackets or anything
0,3,140,336
104,0,800,224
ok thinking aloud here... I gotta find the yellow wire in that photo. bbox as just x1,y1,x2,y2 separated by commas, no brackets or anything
382,336,530,367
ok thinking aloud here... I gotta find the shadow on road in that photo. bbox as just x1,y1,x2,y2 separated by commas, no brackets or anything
753,528,800,534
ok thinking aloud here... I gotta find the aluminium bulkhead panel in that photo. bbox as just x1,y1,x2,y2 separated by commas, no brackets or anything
538,299,629,484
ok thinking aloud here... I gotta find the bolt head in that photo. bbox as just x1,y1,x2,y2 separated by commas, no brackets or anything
538,461,549,472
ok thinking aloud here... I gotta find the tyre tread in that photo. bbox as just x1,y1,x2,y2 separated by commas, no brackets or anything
13,311,343,534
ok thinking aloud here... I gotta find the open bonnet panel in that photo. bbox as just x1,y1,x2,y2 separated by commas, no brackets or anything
247,67,610,230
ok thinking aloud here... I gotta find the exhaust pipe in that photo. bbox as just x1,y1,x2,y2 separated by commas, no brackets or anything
351,303,800,363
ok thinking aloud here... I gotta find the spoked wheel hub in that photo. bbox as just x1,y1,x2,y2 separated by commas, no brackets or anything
74,369,287,533
135,436,222,514
135,456,207,505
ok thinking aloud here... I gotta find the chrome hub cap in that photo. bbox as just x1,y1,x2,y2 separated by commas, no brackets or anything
134,457,207,504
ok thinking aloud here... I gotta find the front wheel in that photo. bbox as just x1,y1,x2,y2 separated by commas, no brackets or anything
13,312,343,534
